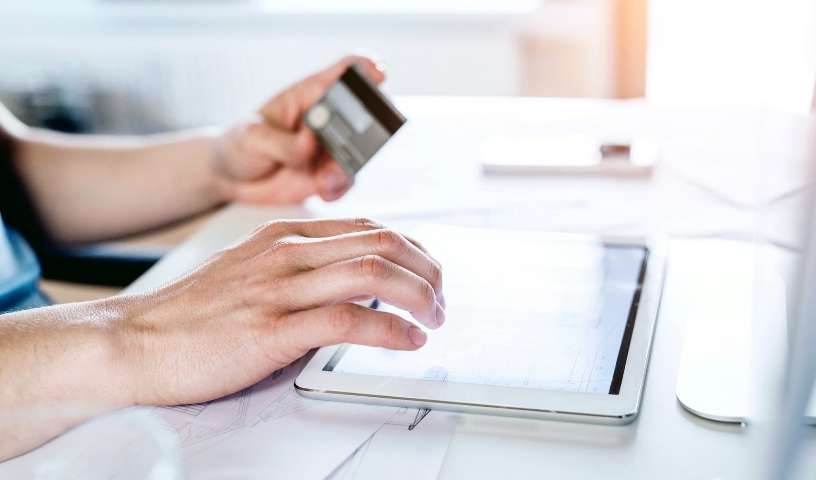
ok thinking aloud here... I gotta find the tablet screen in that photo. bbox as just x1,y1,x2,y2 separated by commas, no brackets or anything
323,227,648,395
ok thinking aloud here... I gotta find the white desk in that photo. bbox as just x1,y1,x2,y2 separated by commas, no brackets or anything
130,96,816,479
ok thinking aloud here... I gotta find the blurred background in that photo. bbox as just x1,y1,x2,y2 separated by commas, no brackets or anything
1,0,813,135
1,0,814,305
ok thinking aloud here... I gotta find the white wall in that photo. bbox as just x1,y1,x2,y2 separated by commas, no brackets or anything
646,0,816,114
0,0,623,132
0,2,532,130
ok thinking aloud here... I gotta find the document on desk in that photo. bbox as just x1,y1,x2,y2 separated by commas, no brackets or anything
158,361,457,480
0,357,398,480
154,357,397,479
328,408,457,480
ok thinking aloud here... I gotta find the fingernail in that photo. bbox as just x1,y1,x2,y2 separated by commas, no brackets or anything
438,293,447,309
434,302,446,328
408,326,427,347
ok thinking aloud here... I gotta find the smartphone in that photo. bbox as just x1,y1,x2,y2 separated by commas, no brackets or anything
480,134,657,177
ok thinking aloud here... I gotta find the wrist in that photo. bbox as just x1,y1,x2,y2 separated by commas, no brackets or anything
85,296,146,409
207,129,239,204
106,293,164,406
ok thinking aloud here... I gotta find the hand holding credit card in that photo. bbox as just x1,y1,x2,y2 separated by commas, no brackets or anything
306,64,406,177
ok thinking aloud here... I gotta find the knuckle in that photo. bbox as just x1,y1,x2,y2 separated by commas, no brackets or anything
244,122,265,141
419,280,436,305
246,122,264,136
260,220,281,233
352,217,383,230
374,229,405,253
260,220,294,239
248,221,274,238
269,239,298,256
428,263,443,290
357,255,390,280
269,219,293,232
329,304,361,337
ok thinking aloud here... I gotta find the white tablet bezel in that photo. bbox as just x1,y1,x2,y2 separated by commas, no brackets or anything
295,235,667,425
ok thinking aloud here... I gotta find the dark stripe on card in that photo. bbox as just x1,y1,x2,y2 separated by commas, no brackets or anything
341,65,406,135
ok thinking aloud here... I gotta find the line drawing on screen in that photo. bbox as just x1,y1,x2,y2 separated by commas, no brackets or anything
329,226,646,395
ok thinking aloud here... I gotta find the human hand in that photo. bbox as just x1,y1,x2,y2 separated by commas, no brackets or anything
212,56,385,205
117,218,444,407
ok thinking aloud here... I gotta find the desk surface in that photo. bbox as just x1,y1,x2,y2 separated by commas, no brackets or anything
130,96,816,479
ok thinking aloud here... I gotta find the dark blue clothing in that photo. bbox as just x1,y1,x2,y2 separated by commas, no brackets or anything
0,129,49,314
0,220,47,313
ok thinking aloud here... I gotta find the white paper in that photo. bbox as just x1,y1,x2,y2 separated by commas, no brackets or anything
0,357,397,480
180,401,395,480
328,408,457,480
152,358,397,479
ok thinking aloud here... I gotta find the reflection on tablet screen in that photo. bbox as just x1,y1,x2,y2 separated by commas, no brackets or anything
323,227,648,395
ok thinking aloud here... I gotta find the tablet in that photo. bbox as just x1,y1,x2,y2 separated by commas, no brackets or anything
296,226,666,424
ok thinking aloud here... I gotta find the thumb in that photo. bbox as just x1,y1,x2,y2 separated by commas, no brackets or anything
232,167,318,205
243,121,319,170
279,304,425,354
315,155,354,201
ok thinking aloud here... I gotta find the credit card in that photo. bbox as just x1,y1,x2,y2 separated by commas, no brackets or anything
305,64,406,177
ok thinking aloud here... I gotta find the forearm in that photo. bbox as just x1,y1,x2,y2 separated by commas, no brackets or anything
0,217,444,461
0,298,136,460
12,127,232,243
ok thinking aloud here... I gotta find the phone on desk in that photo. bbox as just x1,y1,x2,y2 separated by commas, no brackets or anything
480,134,657,177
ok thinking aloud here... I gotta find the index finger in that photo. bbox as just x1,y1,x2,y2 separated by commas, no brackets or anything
277,303,427,357
261,55,386,129
282,228,443,296
238,217,385,257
